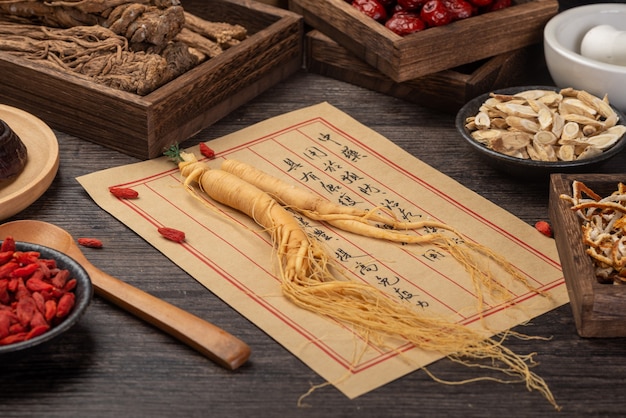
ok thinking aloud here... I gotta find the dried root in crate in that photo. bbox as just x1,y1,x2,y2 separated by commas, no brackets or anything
0,0,248,95
561,181,626,285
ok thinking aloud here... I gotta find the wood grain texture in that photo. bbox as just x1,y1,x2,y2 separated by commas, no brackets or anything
290,0,558,82
2,64,626,417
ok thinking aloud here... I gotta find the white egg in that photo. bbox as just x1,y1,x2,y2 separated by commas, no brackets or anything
580,24,626,66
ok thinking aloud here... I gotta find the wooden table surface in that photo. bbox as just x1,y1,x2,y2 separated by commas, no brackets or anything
2,65,626,417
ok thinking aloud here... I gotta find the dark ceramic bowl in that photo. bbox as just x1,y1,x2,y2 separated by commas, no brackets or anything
0,241,93,354
455,86,626,178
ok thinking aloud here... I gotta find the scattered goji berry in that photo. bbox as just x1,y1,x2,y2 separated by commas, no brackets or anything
535,221,553,238
77,237,104,249
199,143,216,159
157,226,186,243
109,186,139,199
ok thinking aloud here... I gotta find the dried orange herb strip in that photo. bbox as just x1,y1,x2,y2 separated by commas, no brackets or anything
560,180,626,284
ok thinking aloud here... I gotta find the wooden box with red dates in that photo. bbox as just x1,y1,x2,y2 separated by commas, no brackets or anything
305,30,538,113
290,0,558,82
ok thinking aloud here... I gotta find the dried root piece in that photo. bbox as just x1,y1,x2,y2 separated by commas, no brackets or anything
0,21,195,95
0,0,185,51
183,11,247,50
561,180,626,284
465,88,626,162
0,5,250,94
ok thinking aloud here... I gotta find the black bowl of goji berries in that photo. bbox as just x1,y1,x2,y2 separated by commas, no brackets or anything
0,238,93,354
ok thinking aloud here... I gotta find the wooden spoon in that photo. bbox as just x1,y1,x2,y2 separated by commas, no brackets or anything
0,220,250,370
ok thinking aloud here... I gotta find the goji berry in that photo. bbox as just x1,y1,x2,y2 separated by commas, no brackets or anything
6,277,18,292
0,261,18,278
0,310,12,339
77,237,104,249
31,291,45,314
0,236,80,346
29,310,47,328
199,143,215,159
11,263,39,278
9,323,26,334
51,269,69,289
0,280,9,305
109,186,139,199
0,332,26,346
26,324,49,340
158,227,186,243
535,221,553,238
0,251,13,265
26,276,54,293
44,300,57,323
13,251,40,265
0,236,15,252
56,293,75,319
63,279,77,292
16,296,37,326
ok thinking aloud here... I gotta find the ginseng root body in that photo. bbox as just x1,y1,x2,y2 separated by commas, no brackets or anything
176,153,559,410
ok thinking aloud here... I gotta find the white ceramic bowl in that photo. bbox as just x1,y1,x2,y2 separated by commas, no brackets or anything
544,4,626,111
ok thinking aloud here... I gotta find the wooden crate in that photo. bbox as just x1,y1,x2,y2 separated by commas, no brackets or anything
305,30,536,113
290,0,558,82
0,0,303,159
549,173,626,338
256,0,288,7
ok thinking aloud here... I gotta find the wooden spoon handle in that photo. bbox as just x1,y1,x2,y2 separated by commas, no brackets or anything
89,267,250,370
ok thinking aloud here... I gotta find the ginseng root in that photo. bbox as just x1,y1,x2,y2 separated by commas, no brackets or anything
175,152,559,410
220,158,540,303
